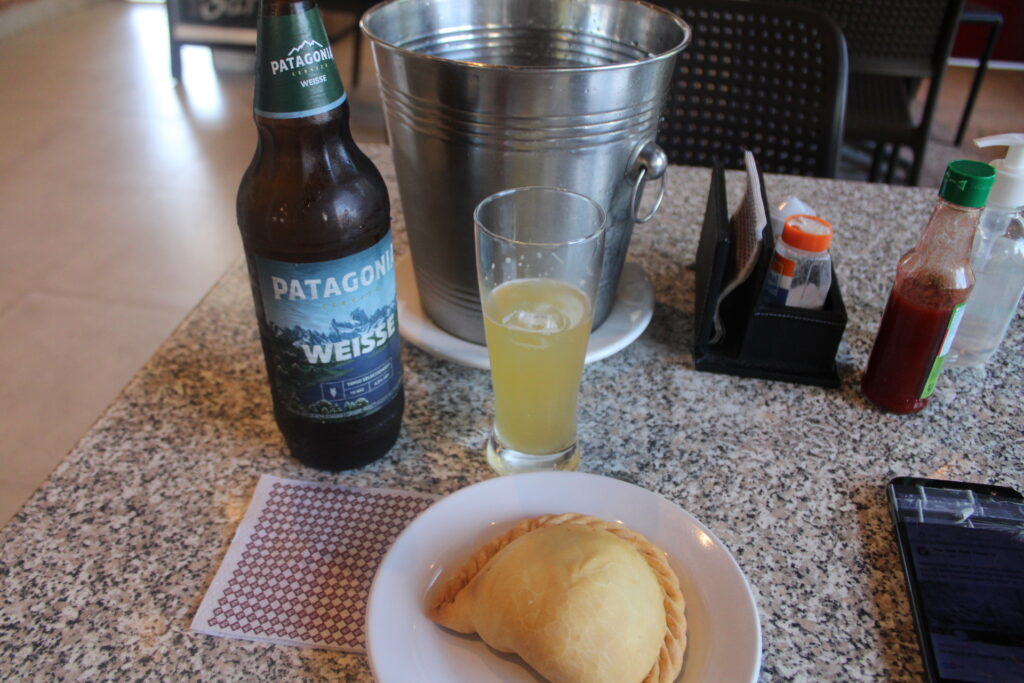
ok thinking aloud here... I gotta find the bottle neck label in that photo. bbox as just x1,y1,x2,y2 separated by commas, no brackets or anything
254,7,346,119
251,233,403,422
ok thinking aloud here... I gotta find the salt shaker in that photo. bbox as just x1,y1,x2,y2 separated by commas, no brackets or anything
762,214,833,309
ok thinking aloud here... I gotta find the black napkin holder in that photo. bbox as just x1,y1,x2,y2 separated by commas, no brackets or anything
692,165,847,387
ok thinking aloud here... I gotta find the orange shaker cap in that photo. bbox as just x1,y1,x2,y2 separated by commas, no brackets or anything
782,214,832,252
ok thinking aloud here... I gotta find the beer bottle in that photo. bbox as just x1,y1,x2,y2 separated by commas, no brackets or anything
237,0,404,470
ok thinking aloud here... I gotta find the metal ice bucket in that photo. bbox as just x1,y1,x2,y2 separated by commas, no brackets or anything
361,0,690,344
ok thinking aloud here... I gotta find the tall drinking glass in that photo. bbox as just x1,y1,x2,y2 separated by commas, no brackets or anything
474,187,606,475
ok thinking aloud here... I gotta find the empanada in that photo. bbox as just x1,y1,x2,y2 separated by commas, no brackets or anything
428,513,686,683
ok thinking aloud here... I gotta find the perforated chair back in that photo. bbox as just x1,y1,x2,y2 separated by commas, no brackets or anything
652,0,848,178
770,0,963,77
769,0,965,185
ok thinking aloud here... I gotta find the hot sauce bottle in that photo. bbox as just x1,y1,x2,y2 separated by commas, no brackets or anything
861,161,995,414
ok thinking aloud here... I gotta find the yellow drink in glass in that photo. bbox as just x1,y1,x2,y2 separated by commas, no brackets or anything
483,278,592,456
474,186,605,475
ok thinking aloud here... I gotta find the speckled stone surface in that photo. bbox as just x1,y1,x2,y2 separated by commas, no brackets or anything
1,144,1021,681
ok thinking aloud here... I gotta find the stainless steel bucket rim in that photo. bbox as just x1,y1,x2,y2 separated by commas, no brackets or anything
359,0,691,72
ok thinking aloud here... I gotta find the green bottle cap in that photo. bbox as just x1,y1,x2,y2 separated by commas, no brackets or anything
938,160,996,207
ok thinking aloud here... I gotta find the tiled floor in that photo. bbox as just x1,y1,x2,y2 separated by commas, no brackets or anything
0,0,384,525
0,0,1021,527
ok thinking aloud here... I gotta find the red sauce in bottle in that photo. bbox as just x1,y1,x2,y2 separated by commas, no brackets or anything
860,160,994,414
861,281,968,413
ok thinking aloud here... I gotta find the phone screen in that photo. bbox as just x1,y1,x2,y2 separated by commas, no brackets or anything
888,477,1024,682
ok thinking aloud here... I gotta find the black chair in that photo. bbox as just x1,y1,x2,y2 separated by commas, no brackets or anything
770,0,966,185
650,0,848,178
318,0,379,88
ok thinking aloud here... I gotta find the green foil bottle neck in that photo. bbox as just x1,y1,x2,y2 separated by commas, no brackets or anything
253,6,347,119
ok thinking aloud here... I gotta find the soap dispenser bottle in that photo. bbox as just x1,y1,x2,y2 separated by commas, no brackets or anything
949,133,1024,367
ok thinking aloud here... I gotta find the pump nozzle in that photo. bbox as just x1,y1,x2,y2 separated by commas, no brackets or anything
975,133,1024,208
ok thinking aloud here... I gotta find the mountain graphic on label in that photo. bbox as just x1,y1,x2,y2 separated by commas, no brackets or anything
268,302,395,345
329,387,337,397
288,39,323,55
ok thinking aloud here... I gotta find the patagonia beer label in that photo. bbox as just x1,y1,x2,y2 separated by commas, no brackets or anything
252,234,402,422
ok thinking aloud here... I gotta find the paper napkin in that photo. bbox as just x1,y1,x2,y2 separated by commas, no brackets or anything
711,150,768,343
191,474,437,652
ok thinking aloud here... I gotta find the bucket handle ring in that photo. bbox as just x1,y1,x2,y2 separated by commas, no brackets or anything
630,142,668,224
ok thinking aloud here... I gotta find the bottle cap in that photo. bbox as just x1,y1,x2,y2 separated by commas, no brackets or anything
781,214,832,252
975,133,1024,208
938,160,996,208
770,195,816,237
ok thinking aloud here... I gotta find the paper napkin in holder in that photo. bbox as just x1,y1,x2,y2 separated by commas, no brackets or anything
692,158,847,387
709,152,767,343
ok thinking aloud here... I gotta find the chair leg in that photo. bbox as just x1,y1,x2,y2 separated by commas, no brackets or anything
171,41,182,82
166,0,182,82
908,146,926,187
885,144,901,184
351,24,362,88
869,143,887,182
955,18,1003,147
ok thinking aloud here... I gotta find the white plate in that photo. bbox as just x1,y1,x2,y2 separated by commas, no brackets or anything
395,254,655,370
367,471,762,683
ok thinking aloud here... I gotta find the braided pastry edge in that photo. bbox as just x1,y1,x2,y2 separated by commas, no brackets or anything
427,512,687,683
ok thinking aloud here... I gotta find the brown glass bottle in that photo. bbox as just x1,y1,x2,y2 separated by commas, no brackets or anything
237,0,403,470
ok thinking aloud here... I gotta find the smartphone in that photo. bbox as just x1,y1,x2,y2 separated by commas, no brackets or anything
887,476,1024,682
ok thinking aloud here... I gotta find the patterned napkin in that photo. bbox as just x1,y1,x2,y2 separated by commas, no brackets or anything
191,474,437,652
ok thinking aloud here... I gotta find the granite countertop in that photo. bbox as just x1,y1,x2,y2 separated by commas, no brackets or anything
1,144,1021,680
